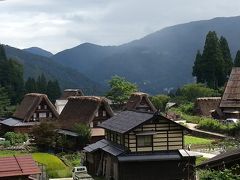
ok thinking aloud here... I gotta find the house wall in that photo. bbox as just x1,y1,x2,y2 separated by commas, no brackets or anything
106,118,184,153
118,158,196,180
29,99,56,122
92,105,111,128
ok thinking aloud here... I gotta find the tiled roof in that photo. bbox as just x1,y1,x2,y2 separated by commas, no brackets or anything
197,148,240,169
84,139,125,156
99,111,153,134
0,155,41,177
0,118,39,127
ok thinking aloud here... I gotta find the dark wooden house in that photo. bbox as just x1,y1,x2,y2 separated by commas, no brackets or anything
55,89,84,114
0,155,41,180
125,92,156,112
0,93,59,133
198,148,240,171
220,68,240,119
84,111,196,180
58,96,114,142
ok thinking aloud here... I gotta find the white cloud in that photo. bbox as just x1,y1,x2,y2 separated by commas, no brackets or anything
0,0,240,53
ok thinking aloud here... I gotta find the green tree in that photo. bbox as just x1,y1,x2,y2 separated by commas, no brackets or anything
175,83,219,102
234,50,240,67
150,95,170,112
73,123,91,147
31,121,57,151
0,46,24,104
25,77,36,93
0,86,12,117
192,31,226,89
0,45,7,60
47,80,61,102
36,73,47,94
192,50,204,83
106,76,138,105
219,36,233,82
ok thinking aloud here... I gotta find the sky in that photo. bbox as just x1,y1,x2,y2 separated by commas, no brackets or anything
1,0,240,53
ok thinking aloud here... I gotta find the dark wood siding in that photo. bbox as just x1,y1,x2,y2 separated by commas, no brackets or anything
118,158,196,180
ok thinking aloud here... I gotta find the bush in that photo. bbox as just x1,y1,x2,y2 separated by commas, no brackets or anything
3,132,28,146
178,103,194,115
198,168,240,180
150,95,170,112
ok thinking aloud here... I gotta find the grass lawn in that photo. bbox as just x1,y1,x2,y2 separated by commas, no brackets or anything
185,135,214,145
0,150,71,178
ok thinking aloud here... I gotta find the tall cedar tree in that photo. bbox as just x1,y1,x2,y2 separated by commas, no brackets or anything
36,73,47,94
25,77,37,93
219,36,233,81
25,75,61,102
234,50,240,67
0,45,24,104
192,31,226,89
0,86,11,117
46,80,61,102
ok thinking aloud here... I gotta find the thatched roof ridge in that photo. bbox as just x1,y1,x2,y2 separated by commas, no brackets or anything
12,93,59,122
59,89,83,100
59,96,114,130
220,67,240,108
125,92,157,112
195,97,221,116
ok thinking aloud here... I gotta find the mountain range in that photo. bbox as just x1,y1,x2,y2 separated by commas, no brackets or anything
5,16,240,94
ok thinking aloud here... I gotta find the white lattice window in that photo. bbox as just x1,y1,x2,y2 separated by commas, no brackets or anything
39,113,46,118
44,105,47,109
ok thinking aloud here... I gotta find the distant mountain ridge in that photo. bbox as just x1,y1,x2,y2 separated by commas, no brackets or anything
23,47,53,58
52,16,240,94
5,45,104,95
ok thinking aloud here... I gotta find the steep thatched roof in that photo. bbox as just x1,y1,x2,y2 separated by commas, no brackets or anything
59,89,84,100
12,93,59,122
125,92,156,112
195,97,221,116
220,68,240,108
59,96,114,130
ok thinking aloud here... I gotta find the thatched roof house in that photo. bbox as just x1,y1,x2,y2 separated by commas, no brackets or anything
0,93,59,133
59,96,114,130
220,67,240,118
125,92,156,112
55,89,84,114
195,97,221,117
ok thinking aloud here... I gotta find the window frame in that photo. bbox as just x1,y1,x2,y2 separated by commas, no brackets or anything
137,135,153,147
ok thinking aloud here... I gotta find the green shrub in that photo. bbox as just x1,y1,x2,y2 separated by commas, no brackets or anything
178,103,194,115
3,132,27,145
198,168,240,180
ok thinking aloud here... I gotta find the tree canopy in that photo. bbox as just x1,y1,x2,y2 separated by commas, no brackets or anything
106,76,138,105
192,31,233,89
0,45,24,104
234,50,240,67
149,95,170,112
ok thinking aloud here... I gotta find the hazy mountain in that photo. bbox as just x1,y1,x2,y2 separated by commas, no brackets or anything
51,16,240,94
23,47,53,58
5,45,104,95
